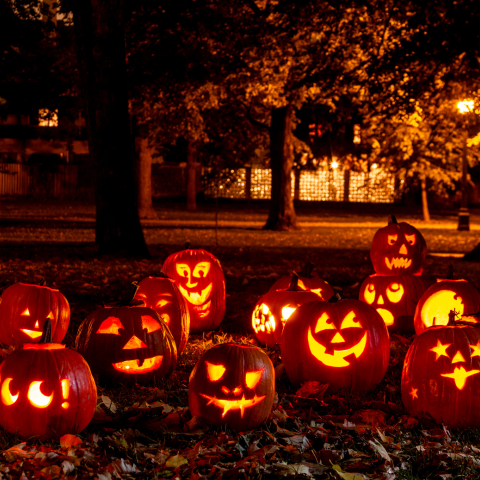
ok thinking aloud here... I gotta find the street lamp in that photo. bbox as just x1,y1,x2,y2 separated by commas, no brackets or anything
456,99,474,231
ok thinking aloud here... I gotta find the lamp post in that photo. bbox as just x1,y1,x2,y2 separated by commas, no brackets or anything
456,99,474,231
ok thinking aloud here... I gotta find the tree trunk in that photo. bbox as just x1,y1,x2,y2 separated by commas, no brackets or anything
421,176,430,222
72,0,150,257
136,136,158,220
186,139,197,212
263,104,298,230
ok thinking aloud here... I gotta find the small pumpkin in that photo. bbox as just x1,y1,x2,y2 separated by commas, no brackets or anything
0,320,96,439
402,315,480,428
0,282,70,347
370,215,427,276
162,245,225,333
189,343,275,431
135,275,190,355
281,295,389,393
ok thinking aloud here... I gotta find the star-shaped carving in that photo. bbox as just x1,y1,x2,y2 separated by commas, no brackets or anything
470,341,480,358
430,340,451,360
409,387,418,400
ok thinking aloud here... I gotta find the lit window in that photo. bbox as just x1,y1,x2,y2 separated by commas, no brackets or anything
38,109,58,127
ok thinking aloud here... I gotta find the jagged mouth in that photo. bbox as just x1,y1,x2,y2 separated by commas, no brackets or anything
178,284,213,306
21,329,43,339
376,308,394,326
112,355,163,374
385,257,412,270
200,393,266,417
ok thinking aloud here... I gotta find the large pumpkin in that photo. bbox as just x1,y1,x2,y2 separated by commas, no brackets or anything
359,274,435,334
402,319,480,427
0,321,96,439
281,296,389,393
370,216,427,276
253,273,321,347
414,279,480,335
0,282,70,347
189,343,275,431
135,275,190,355
162,247,225,332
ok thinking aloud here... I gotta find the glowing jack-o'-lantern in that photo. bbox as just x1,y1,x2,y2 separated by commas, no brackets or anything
189,343,275,431
370,216,427,276
402,318,480,427
0,282,70,347
162,246,225,332
359,274,435,334
281,296,389,393
75,289,177,384
0,320,96,439
135,275,190,355
414,279,480,335
269,262,334,301
252,273,321,347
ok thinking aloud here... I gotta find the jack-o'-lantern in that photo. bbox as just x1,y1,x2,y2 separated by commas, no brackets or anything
281,295,389,393
359,274,435,334
162,246,225,333
253,273,321,347
0,282,70,347
75,287,177,384
189,343,275,431
0,320,96,439
269,262,334,301
135,275,190,355
370,216,427,276
414,279,480,335
402,316,480,427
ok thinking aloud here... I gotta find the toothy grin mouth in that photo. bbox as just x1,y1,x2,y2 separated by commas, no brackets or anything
200,394,266,417
112,355,163,373
178,284,213,306
385,257,412,270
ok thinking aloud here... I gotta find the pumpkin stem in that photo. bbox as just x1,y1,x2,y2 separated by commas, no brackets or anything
287,272,300,291
38,278,47,287
39,318,52,344
182,242,191,250
119,282,143,307
447,310,457,326
388,215,398,224
299,262,315,278
447,264,454,280
329,292,342,303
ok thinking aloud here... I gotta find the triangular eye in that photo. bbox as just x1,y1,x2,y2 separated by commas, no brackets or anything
340,311,362,329
245,369,263,389
142,315,161,333
206,362,226,381
21,308,30,316
96,317,124,335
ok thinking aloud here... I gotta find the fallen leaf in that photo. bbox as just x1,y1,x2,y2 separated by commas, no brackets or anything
165,454,188,468
60,434,83,449
332,464,368,480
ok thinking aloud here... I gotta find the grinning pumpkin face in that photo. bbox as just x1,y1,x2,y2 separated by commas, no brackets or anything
75,306,177,384
0,283,70,347
359,274,435,334
189,343,275,431
281,299,390,393
162,249,225,332
402,324,480,428
370,219,427,276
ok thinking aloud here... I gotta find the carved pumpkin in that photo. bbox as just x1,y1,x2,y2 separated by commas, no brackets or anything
402,318,480,427
414,279,480,335
75,290,177,384
0,321,96,439
269,262,334,301
281,296,389,393
253,273,321,347
370,216,427,276
135,275,190,355
359,274,435,334
162,246,225,333
0,282,70,347
189,343,275,431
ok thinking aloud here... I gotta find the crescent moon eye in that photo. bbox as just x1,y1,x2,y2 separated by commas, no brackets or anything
28,381,53,408
1,378,19,405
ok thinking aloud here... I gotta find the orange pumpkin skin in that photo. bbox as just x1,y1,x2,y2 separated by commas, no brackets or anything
0,343,96,439
189,343,275,431
0,283,70,347
75,306,177,384
281,299,389,393
401,324,480,428
135,276,190,355
414,280,480,336
359,274,435,334
371,220,427,276
269,274,334,301
162,249,225,333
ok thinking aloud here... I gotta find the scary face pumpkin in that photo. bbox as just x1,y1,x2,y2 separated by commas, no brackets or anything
359,274,435,334
75,305,177,384
135,276,190,355
0,282,70,347
189,343,275,431
401,323,480,427
414,279,480,335
162,248,225,333
281,298,389,393
370,216,427,276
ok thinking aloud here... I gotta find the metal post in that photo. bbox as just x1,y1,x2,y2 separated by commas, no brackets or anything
457,129,470,231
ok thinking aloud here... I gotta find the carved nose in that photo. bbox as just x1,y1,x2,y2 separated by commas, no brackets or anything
399,244,408,255
331,332,345,343
123,336,147,350
377,295,385,305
